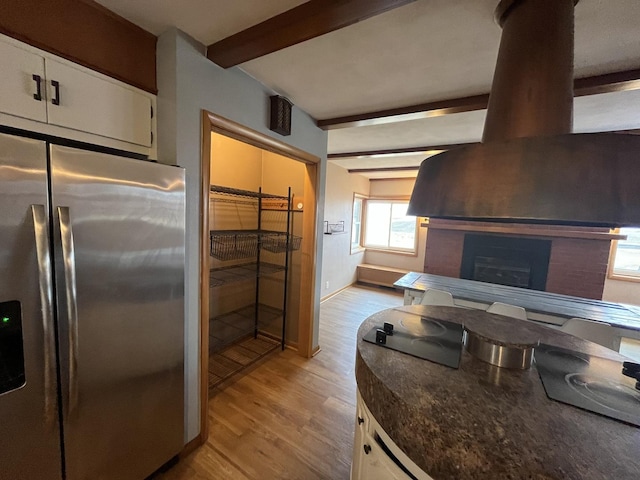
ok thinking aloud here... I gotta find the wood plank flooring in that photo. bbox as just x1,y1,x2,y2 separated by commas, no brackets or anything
208,336,280,389
158,285,403,480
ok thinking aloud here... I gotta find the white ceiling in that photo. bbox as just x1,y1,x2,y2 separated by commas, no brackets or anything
97,0,640,179
95,0,307,44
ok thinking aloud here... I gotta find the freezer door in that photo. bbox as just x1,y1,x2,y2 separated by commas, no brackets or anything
0,133,62,480
50,145,185,480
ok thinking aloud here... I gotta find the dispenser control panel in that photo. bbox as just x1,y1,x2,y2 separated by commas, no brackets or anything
0,301,25,395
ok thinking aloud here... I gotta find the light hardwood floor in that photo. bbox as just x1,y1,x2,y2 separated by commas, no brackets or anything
158,285,403,480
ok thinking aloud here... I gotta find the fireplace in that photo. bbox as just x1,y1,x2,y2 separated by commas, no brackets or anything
424,219,620,299
460,234,551,290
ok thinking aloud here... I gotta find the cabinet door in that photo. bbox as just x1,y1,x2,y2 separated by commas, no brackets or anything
45,59,152,147
351,399,369,479
359,433,412,480
0,40,47,122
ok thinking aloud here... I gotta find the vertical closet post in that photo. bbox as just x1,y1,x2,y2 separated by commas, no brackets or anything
281,187,292,350
254,187,262,339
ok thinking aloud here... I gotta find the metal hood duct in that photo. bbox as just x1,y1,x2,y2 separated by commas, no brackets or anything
408,0,640,227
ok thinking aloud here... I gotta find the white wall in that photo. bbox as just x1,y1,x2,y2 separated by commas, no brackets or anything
364,178,426,272
603,278,640,305
321,163,369,296
156,28,327,443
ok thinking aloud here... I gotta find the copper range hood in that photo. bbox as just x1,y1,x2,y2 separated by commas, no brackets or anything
408,0,640,227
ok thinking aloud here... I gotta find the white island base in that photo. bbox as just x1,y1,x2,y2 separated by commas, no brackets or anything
351,390,434,480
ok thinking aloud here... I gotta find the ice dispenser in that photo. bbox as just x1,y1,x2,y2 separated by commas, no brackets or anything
0,301,25,395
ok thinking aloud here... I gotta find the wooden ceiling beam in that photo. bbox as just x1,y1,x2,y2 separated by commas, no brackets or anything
319,94,489,130
318,68,640,130
574,68,640,96
330,127,640,159
347,166,419,173
614,129,640,135
207,0,417,68
328,142,477,159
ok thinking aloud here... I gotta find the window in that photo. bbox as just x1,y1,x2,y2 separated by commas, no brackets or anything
351,195,365,253
611,227,640,278
363,200,417,253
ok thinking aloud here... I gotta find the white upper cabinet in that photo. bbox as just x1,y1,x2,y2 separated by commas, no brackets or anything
0,34,156,156
45,59,152,147
0,41,47,123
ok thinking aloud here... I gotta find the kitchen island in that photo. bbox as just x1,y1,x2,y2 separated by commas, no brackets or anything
394,272,640,333
354,305,640,480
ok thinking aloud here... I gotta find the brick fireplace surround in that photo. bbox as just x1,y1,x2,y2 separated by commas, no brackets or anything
424,219,624,300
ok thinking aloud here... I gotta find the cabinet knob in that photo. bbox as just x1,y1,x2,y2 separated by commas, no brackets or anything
363,444,371,455
357,416,364,425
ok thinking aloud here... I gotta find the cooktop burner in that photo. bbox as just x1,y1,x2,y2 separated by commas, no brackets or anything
363,315,463,368
399,316,448,337
535,344,640,427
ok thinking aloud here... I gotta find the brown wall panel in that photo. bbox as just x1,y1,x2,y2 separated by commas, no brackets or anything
0,0,157,93
546,238,610,300
424,230,464,278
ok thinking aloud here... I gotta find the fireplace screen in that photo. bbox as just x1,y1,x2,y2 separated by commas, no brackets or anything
460,234,551,290
473,255,531,288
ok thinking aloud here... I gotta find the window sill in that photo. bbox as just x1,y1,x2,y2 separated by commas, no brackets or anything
364,247,417,257
608,273,640,283
351,246,366,255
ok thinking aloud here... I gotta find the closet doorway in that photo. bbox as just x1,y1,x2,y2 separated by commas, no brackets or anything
199,111,320,441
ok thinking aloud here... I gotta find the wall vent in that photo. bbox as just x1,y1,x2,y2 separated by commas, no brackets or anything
269,95,292,136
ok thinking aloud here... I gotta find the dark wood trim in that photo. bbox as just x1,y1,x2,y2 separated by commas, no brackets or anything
330,127,640,160
613,129,640,135
207,0,417,68
298,163,319,358
318,69,640,130
347,166,419,173
368,178,417,183
200,110,322,438
328,142,477,158
574,68,640,97
318,94,489,130
428,219,626,241
179,433,204,459
204,111,320,164
0,0,157,93
199,111,212,443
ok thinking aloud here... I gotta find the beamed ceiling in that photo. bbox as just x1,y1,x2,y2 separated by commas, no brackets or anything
97,0,640,178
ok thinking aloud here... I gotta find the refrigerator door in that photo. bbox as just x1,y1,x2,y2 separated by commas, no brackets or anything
0,132,62,480
50,145,185,480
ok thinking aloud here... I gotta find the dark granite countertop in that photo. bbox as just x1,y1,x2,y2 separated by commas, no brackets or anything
356,306,640,480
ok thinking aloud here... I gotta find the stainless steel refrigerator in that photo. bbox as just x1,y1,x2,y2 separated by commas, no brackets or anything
0,131,185,480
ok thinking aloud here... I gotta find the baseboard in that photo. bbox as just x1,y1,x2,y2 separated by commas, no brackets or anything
321,283,354,303
147,455,180,478
179,434,204,459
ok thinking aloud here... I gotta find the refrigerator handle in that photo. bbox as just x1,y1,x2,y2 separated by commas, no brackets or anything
57,206,79,416
31,205,57,427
